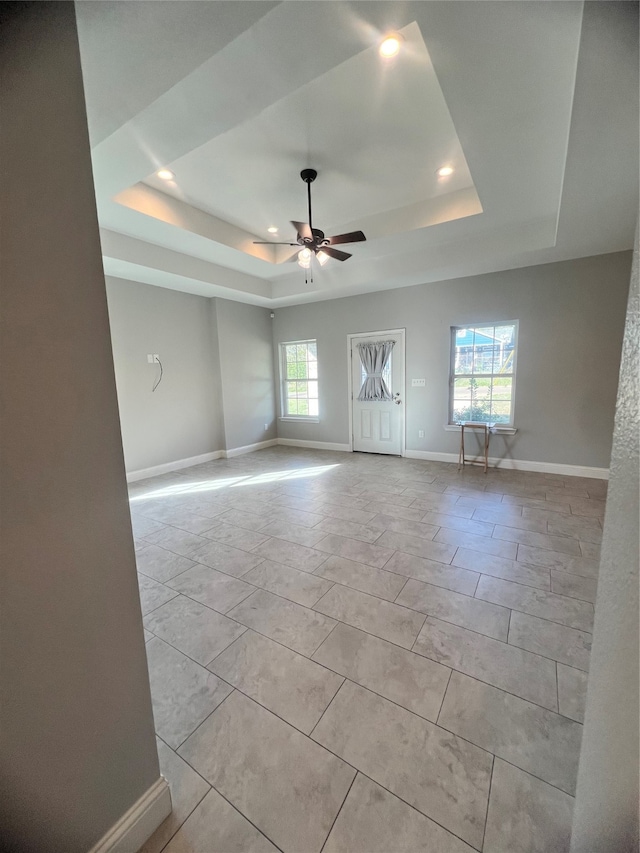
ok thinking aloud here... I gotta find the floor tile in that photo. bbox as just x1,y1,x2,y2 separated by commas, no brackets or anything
167,564,254,613
438,671,582,794
138,573,179,615
252,537,327,572
163,787,278,853
209,630,343,733
323,774,475,853
179,691,355,853
312,680,492,849
412,496,474,517
557,663,588,723
145,595,247,666
227,589,336,656
189,539,265,577
256,518,326,547
367,513,439,540
423,512,495,537
483,759,574,853
315,554,407,601
361,501,427,522
413,617,558,710
318,502,378,524
314,516,383,543
385,551,479,595
476,575,594,632
579,540,602,561
502,496,570,513
516,544,599,578
201,521,269,552
471,507,548,533
267,506,325,528
139,738,210,853
242,559,333,607
216,508,271,531
376,530,457,563
397,579,510,640
145,525,206,557
493,525,582,555
434,527,518,559
314,584,425,649
312,622,449,722
546,516,603,543
131,514,167,538
145,637,232,748
452,548,550,589
550,570,598,603
137,544,197,583
315,533,395,569
508,610,591,671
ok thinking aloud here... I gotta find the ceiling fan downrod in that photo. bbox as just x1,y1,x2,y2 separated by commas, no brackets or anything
300,168,317,234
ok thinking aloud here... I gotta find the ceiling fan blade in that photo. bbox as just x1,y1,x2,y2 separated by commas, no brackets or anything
327,230,366,245
291,220,313,241
321,246,351,262
253,241,299,246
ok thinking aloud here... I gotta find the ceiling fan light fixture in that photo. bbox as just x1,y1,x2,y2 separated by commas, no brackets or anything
156,168,175,181
379,33,403,58
297,247,312,269
316,250,330,266
436,165,454,177
267,226,279,233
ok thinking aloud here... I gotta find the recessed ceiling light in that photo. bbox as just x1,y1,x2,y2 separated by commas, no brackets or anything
436,165,454,177
156,168,175,181
379,33,403,58
267,226,279,234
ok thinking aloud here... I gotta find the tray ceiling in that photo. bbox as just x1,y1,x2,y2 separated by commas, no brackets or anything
77,1,639,307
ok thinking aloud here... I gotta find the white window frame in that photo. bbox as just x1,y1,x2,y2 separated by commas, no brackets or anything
448,321,519,427
279,339,319,422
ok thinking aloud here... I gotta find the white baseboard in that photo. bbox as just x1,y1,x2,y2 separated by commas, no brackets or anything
277,438,351,453
126,442,608,481
88,776,171,853
404,450,609,479
126,451,224,482
223,439,278,458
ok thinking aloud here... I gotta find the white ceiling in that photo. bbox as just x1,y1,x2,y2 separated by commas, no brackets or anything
77,1,639,308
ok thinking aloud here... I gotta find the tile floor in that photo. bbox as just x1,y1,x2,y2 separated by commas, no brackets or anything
132,446,605,853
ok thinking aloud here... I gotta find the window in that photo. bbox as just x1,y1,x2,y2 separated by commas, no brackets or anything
449,322,518,425
280,340,319,418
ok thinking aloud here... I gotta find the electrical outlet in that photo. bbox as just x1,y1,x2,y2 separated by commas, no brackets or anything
418,430,425,438
412,378,426,387
153,354,160,362
147,354,154,364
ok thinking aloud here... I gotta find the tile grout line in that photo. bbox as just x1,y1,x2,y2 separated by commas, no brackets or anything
317,771,358,853
480,754,496,852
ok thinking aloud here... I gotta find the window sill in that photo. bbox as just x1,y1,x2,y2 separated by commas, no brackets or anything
444,424,518,435
279,417,320,423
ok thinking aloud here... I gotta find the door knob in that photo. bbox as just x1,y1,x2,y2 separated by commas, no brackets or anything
394,398,402,405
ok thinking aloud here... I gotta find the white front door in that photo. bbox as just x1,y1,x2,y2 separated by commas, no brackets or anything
350,331,404,455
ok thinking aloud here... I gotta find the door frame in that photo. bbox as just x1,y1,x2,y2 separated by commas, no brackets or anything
347,328,406,456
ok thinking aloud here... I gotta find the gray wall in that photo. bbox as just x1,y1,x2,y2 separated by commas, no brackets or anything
273,252,631,468
106,277,224,473
570,232,639,851
0,5,160,852
214,298,277,450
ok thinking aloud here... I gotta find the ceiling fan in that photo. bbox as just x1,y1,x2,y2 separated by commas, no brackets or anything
253,169,366,267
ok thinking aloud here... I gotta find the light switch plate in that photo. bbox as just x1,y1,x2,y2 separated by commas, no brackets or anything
411,378,426,387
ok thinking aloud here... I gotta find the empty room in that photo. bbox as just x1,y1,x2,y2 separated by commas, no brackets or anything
1,3,638,853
